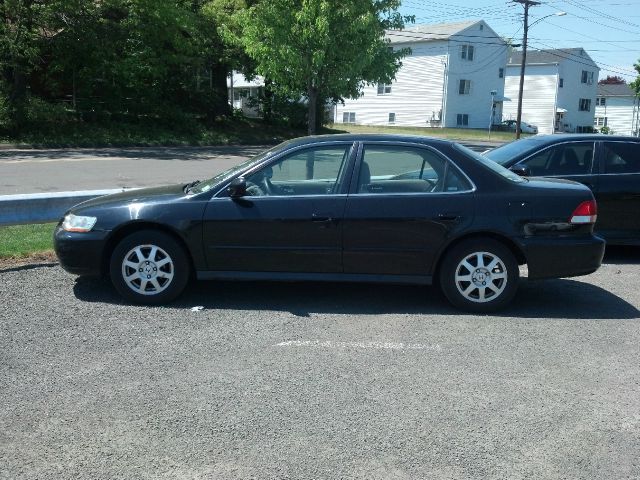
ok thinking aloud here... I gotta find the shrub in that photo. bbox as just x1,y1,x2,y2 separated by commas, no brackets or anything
24,97,73,126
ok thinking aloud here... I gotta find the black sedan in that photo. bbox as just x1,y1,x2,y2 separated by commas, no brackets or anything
484,134,640,245
54,134,605,312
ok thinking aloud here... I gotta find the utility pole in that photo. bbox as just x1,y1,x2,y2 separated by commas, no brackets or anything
513,0,540,139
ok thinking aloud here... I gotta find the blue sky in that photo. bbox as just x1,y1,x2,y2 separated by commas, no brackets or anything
398,0,640,82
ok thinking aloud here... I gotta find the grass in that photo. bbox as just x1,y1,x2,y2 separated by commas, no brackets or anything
0,223,55,258
0,114,524,148
334,124,526,142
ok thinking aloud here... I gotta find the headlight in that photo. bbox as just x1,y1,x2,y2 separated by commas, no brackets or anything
62,214,97,233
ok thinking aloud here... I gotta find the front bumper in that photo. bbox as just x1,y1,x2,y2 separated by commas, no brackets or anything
519,234,606,280
54,226,110,276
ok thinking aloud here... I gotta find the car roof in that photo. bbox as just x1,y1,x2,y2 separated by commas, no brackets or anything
514,134,640,144
280,133,455,148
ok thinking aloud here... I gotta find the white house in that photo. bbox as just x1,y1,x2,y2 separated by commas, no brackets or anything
227,72,264,117
335,20,509,129
502,48,600,135
594,83,639,136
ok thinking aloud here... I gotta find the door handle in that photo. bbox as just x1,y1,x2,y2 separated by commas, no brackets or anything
312,213,333,222
437,213,460,222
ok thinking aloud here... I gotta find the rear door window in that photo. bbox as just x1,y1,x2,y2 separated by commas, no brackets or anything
356,145,472,194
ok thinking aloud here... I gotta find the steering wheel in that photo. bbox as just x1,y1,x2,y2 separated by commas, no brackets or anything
260,176,273,195
245,180,266,196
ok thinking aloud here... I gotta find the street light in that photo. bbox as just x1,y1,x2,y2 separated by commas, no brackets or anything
529,11,566,29
514,1,566,138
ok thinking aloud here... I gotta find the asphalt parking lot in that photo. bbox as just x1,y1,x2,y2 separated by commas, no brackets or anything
1,248,639,479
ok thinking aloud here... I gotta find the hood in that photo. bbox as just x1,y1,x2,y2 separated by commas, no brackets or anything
71,184,188,211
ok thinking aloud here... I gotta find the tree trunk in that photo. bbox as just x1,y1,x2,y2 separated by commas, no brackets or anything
315,94,325,132
6,66,28,130
307,84,317,135
262,78,274,123
209,63,232,119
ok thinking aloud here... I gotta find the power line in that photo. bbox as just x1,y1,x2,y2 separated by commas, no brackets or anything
525,44,637,76
544,18,640,54
557,0,640,28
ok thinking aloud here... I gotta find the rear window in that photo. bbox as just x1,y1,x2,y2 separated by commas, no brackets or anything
455,144,526,183
484,137,550,165
603,142,640,174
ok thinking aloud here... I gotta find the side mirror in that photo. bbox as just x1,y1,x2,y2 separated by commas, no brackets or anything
228,177,247,197
509,164,531,177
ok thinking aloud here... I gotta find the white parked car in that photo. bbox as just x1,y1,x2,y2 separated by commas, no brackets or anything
502,120,538,134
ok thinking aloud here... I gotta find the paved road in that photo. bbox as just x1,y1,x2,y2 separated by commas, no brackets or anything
0,141,501,195
1,248,639,479
0,146,265,195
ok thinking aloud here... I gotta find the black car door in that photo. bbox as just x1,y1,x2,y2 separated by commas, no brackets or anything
596,140,640,242
342,142,475,278
201,143,355,273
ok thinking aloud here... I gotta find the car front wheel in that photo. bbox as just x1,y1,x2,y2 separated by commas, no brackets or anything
109,230,190,304
439,239,519,312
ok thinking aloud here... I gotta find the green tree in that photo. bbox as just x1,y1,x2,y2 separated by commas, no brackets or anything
0,0,51,126
1,0,240,128
239,0,411,135
631,60,640,97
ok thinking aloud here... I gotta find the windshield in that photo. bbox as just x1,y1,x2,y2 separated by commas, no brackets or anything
484,137,547,165
454,143,526,183
189,143,284,194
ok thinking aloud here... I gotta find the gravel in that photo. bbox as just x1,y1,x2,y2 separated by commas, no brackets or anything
1,249,639,479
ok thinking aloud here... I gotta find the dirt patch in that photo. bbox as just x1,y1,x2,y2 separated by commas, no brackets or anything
0,251,58,271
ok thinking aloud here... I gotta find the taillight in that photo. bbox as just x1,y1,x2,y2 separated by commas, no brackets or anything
569,200,597,224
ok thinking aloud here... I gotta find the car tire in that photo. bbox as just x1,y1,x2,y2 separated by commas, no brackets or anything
109,230,190,305
439,238,519,312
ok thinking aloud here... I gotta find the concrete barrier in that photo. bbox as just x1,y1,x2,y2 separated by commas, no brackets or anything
0,189,127,226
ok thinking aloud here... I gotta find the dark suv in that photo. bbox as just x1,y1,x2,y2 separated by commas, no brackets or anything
485,134,640,245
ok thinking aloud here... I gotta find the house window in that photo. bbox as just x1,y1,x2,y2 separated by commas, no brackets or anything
456,114,469,126
461,45,474,61
596,97,606,106
498,68,504,78
377,83,392,95
579,98,592,112
581,70,594,85
559,78,564,88
233,89,249,101
342,112,356,123
459,79,471,95
388,113,396,124
594,117,607,127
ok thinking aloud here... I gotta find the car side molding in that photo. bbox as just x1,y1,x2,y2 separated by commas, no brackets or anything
197,270,433,285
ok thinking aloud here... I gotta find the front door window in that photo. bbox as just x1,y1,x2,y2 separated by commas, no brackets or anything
519,142,594,176
245,145,351,196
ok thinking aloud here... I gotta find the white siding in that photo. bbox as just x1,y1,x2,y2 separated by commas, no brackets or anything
595,96,639,136
444,30,508,128
503,53,599,135
335,21,508,129
503,64,558,134
555,57,598,132
336,41,449,127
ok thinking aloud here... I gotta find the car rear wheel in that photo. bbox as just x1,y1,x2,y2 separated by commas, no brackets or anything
109,230,190,304
439,239,519,312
